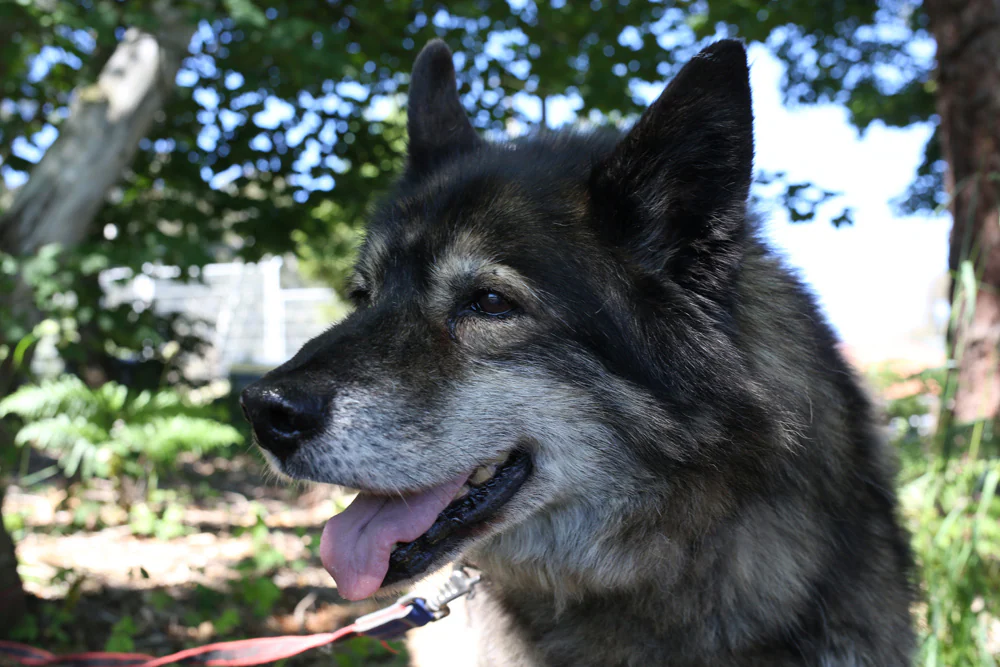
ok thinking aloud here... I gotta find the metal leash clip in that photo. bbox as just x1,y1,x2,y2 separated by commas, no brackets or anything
351,566,482,641
428,565,482,615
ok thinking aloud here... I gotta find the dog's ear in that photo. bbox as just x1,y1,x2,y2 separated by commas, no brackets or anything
406,40,481,172
590,40,753,299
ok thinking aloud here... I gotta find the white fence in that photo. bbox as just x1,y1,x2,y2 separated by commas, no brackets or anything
99,257,345,379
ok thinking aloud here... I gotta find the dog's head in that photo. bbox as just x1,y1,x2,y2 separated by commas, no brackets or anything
242,39,757,600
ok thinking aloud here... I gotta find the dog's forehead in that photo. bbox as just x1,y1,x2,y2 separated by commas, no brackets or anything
359,175,541,284
354,135,614,299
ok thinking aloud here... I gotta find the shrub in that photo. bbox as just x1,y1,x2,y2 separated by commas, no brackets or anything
0,375,242,490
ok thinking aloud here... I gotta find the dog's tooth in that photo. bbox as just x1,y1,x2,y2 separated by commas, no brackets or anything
453,484,470,501
470,465,495,486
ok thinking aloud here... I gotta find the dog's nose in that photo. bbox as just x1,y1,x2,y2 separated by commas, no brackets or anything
240,383,324,460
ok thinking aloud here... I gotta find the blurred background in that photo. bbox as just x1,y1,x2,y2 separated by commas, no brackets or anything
0,1,997,665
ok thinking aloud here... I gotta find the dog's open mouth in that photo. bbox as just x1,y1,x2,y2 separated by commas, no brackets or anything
319,449,531,600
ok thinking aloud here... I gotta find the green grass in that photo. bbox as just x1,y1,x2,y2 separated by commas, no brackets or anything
874,364,1000,666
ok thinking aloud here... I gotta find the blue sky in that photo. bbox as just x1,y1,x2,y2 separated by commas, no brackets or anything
749,45,949,362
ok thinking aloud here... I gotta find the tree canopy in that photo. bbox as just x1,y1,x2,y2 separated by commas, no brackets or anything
1,0,940,280
0,0,944,392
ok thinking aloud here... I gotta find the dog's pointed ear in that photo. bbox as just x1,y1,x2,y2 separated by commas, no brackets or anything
407,40,481,172
591,40,754,299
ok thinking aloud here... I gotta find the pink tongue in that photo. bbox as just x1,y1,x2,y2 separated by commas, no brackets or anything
319,474,469,600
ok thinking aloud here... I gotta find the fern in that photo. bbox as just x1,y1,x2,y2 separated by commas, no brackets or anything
14,415,111,477
1,374,243,489
124,388,185,420
0,376,102,423
113,416,243,464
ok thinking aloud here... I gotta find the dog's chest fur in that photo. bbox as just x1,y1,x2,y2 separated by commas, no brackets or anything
406,583,832,667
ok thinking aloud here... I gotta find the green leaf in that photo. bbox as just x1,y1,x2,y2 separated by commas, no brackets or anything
223,0,267,28
105,616,137,652
214,608,242,635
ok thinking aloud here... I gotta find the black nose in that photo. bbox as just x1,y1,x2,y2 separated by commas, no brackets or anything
240,383,324,460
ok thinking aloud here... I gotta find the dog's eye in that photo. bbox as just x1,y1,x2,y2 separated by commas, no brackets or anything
470,290,515,316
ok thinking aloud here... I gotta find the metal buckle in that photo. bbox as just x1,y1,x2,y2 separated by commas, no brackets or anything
353,566,482,640
428,565,483,617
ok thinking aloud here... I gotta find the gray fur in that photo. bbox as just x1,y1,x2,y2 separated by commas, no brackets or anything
241,39,915,666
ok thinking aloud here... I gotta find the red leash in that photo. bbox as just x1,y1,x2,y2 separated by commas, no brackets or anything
0,628,355,667
0,568,481,667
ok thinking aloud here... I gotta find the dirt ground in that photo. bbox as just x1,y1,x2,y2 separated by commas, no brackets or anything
4,451,406,665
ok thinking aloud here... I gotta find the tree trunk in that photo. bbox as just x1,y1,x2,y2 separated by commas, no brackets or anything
0,25,193,256
925,0,1000,425
0,9,195,631
0,482,25,636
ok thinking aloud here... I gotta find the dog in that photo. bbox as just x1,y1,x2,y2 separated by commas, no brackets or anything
240,39,915,666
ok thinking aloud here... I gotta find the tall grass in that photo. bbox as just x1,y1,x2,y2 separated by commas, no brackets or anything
878,170,1000,663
